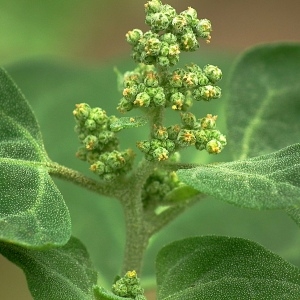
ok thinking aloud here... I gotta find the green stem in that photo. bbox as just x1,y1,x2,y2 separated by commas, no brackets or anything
46,161,116,198
119,159,156,275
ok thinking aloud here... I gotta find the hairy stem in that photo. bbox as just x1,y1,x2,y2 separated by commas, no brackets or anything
46,161,117,198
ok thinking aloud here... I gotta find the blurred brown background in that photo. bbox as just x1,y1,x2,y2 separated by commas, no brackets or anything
0,0,299,299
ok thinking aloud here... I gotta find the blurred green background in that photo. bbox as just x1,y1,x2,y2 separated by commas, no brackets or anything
0,0,300,299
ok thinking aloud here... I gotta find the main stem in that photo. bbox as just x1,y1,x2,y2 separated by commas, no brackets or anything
119,160,155,275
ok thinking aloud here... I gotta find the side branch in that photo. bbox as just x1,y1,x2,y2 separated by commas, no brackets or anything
46,161,116,198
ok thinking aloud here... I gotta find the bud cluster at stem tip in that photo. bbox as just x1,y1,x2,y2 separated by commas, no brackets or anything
126,0,212,67
111,270,146,300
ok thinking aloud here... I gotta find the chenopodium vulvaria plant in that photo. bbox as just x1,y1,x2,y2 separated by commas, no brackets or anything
73,0,226,181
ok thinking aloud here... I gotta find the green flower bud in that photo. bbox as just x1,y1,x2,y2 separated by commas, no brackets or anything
149,12,170,31
153,146,169,161
164,139,176,152
144,71,159,87
157,56,170,67
126,29,143,45
106,151,127,169
170,92,185,110
168,69,183,88
98,131,115,144
152,89,166,106
84,119,97,131
150,138,163,150
90,107,108,125
194,129,209,144
182,71,199,88
197,73,210,86
181,112,196,128
180,29,199,51
200,114,217,129
171,15,188,34
90,160,105,175
194,18,212,40
203,64,222,83
160,33,177,44
159,41,170,56
167,53,180,66
145,37,161,56
168,43,180,56
123,85,139,101
193,85,221,101
153,125,168,140
117,98,134,113
73,103,90,121
206,139,223,154
177,129,196,147
144,0,162,14
167,124,181,140
83,135,98,150
134,92,151,107
137,140,151,153
162,4,176,19
180,7,198,24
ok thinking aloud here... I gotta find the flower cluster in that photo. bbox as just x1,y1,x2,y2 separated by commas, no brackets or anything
142,167,183,208
126,0,212,67
117,62,222,113
73,103,134,180
112,271,146,300
137,112,226,161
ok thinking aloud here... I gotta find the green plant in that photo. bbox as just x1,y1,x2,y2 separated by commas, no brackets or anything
1,0,300,299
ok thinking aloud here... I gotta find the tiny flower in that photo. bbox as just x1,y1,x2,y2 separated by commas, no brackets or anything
200,114,218,129
126,29,143,45
203,64,222,83
134,92,151,107
177,129,196,147
206,139,223,154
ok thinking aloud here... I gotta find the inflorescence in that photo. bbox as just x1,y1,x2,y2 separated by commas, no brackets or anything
73,0,226,182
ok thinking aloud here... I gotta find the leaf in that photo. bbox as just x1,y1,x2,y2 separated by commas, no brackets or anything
163,185,200,205
156,236,300,300
110,116,148,132
0,236,98,300
0,68,71,247
177,144,300,209
226,43,300,160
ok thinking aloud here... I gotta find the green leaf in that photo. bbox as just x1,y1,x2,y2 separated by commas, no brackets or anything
0,68,71,247
163,185,200,205
177,144,300,209
156,236,300,300
226,43,300,160
0,236,98,300
110,116,148,132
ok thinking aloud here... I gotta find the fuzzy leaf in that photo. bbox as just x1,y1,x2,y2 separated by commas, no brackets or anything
156,236,300,300
226,43,300,160
177,144,300,209
110,116,148,132
0,68,71,247
0,237,98,300
94,286,134,300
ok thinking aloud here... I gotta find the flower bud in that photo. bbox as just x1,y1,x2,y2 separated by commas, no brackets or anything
83,135,98,151
152,146,169,161
181,112,196,128
134,92,151,107
200,114,217,129
153,125,168,140
203,64,222,83
206,139,223,154
177,129,196,147
126,29,143,45
73,103,90,121
149,12,170,31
